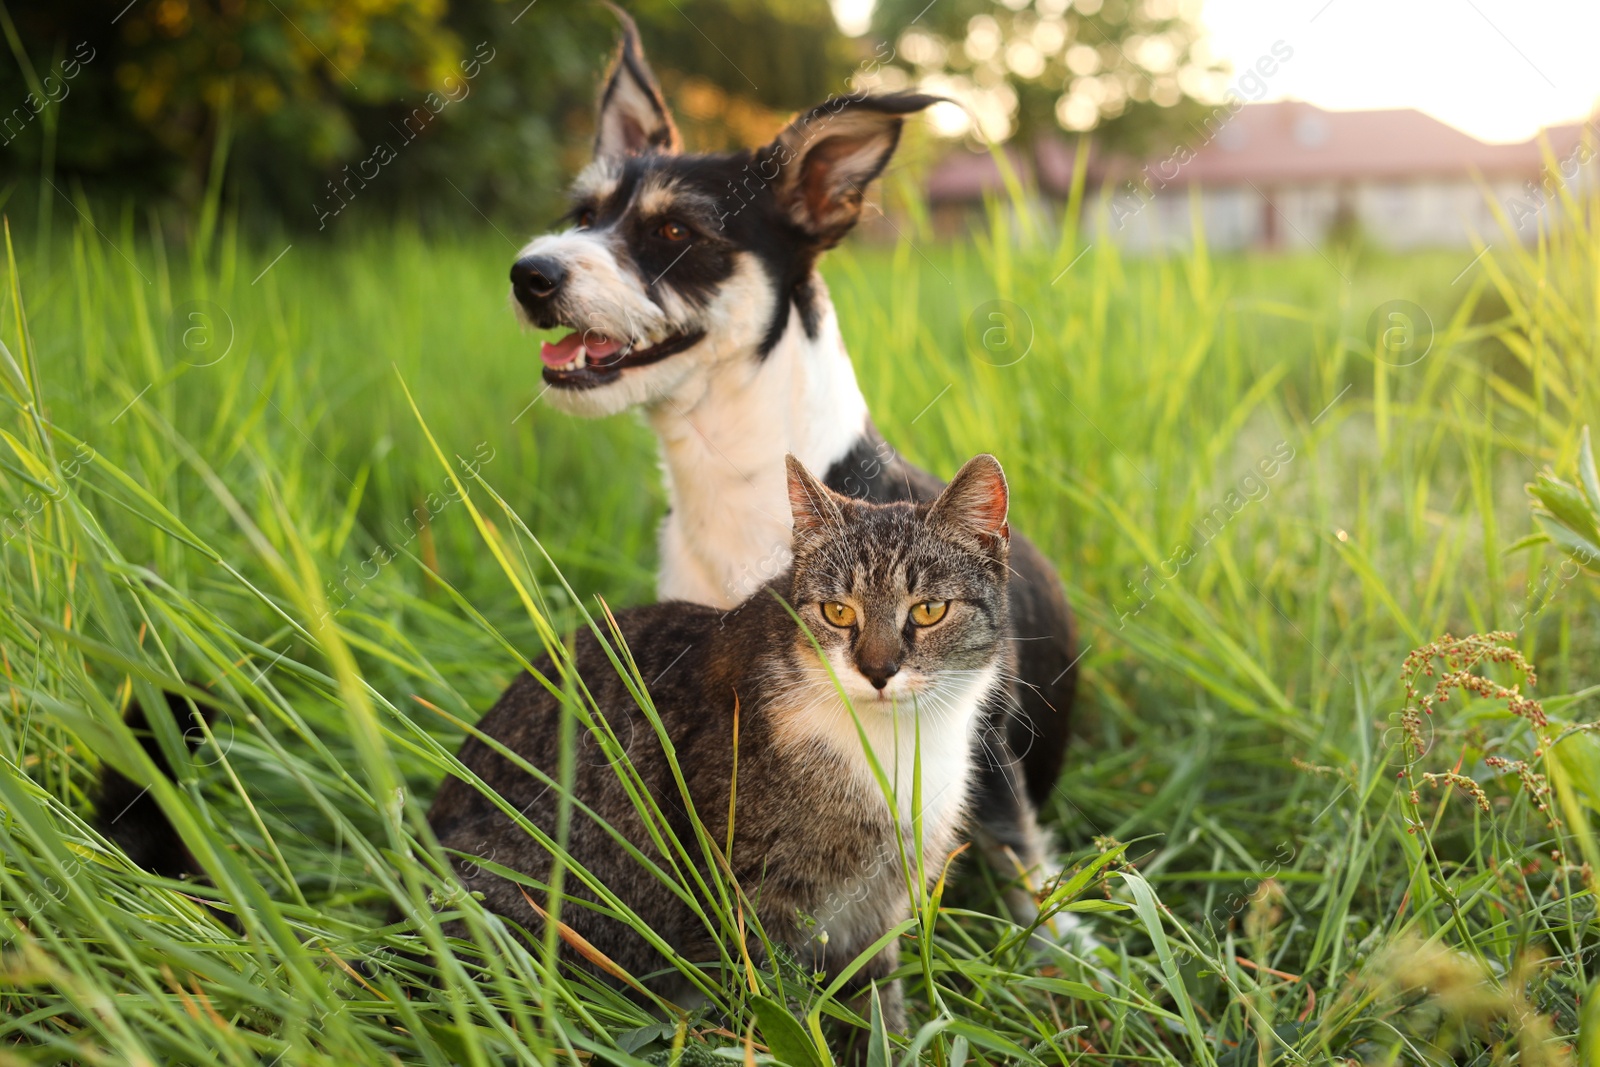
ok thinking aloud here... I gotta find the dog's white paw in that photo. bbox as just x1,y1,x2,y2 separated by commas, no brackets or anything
1000,877,1104,961
1029,907,1104,958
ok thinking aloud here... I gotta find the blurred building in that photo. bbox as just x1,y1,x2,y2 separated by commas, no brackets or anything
926,101,1597,251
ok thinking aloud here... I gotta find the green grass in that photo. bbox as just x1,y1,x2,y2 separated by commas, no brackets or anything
0,179,1598,1067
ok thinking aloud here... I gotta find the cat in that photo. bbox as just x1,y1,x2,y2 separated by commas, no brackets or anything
427,452,1015,1037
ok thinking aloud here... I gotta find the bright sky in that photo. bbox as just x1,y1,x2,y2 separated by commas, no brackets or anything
831,0,1600,144
1199,0,1600,143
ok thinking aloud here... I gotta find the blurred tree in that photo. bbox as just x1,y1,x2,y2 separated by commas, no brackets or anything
867,0,1225,153
0,0,459,207
402,0,856,236
0,0,853,233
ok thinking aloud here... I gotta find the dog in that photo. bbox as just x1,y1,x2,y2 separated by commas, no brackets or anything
507,11,1079,922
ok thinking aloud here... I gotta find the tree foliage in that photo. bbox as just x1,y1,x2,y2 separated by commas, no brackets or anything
0,0,852,231
0,0,1223,230
868,0,1224,153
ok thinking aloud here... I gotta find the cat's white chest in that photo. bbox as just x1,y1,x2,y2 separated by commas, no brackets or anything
777,665,997,868
859,708,980,852
792,669,997,955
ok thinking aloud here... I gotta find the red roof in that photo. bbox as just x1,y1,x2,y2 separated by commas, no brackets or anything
928,101,1594,201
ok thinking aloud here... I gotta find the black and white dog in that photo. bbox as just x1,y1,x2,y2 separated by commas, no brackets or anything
509,15,1078,916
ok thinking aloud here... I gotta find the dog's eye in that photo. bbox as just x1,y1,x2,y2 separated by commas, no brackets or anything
909,601,948,627
821,601,856,628
657,221,690,242
576,208,596,228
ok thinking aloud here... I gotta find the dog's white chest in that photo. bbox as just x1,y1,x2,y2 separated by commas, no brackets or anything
650,298,868,609
655,465,796,607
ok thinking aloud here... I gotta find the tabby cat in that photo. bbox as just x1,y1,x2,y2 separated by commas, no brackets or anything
428,453,1015,1033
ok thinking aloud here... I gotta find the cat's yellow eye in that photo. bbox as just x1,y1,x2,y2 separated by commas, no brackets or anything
821,601,857,628
909,600,949,626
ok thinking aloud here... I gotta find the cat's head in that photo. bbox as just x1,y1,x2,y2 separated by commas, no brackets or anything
783,453,1010,707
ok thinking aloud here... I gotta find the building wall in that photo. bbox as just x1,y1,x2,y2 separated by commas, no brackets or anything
1079,175,1583,252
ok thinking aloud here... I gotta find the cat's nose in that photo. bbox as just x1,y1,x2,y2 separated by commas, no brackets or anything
859,660,899,690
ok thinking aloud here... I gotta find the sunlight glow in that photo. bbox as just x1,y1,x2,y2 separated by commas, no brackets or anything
1201,0,1600,143
831,0,876,38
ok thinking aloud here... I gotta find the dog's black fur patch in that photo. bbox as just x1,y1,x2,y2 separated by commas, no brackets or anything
565,149,817,356
95,692,216,881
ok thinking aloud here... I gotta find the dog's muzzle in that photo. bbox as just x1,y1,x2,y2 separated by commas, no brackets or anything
535,328,707,389
508,253,703,390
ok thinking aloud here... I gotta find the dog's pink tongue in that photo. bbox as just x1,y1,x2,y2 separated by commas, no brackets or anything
539,332,583,368
584,335,624,360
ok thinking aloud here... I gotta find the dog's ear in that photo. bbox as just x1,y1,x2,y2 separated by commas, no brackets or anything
595,5,681,160
765,92,942,244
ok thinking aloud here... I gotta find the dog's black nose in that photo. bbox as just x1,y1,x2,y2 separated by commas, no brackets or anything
511,255,566,301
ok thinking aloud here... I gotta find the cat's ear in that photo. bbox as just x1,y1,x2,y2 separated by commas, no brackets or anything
765,92,942,244
594,5,681,161
928,454,1009,545
786,454,846,540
